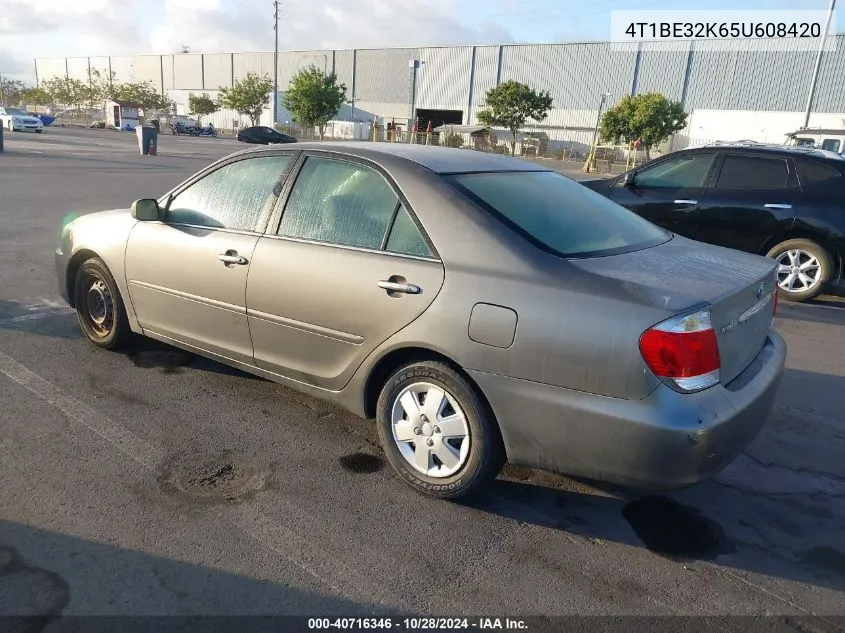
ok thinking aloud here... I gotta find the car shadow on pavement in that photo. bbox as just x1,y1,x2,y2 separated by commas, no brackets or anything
0,519,399,623
464,366,845,594
775,296,845,326
120,337,266,381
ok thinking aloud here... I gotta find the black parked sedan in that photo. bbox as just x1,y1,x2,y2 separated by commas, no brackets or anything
236,126,297,145
582,144,845,302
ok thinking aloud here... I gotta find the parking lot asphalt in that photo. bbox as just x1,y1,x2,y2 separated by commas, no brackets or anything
1,127,845,624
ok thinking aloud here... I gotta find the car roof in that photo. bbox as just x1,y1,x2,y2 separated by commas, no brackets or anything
232,141,550,174
684,143,845,161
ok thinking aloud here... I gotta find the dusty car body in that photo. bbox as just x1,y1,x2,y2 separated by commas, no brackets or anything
55,142,787,498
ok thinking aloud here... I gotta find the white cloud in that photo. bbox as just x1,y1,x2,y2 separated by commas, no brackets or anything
1,0,515,83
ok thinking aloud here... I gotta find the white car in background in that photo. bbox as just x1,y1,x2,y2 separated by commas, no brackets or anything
0,107,44,132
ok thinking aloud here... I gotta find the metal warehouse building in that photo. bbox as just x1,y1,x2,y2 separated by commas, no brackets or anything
34,35,845,149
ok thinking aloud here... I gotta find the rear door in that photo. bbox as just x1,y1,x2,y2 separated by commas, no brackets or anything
604,151,718,238
695,152,800,254
245,153,445,390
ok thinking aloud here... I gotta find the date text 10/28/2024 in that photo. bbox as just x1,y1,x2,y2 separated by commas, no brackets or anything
308,618,529,630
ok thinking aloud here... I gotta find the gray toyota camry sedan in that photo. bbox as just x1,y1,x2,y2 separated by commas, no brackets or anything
55,142,786,498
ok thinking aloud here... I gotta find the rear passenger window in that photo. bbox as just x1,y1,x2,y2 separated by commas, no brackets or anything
821,139,841,152
796,160,842,185
386,205,433,258
278,157,398,249
716,155,788,189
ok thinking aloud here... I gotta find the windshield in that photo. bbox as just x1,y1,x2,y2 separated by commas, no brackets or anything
6,108,28,116
447,170,670,258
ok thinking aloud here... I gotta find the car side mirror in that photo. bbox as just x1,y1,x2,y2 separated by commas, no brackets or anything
131,199,161,221
620,172,635,187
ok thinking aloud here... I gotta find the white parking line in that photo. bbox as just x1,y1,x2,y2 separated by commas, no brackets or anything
0,348,390,606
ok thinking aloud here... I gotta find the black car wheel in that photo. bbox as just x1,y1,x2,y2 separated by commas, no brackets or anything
766,238,832,303
74,257,132,350
376,360,505,499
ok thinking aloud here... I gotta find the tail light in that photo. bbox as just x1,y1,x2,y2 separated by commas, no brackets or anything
639,308,721,393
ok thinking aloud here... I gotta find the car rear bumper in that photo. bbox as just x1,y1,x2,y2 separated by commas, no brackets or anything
468,331,786,491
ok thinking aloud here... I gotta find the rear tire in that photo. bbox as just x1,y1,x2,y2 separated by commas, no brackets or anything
376,361,505,499
74,257,131,350
766,238,832,303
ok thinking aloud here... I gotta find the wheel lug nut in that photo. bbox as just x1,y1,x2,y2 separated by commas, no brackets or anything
413,427,422,435
433,426,440,433
426,438,434,447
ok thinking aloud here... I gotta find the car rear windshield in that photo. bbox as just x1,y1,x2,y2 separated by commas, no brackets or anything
447,170,670,258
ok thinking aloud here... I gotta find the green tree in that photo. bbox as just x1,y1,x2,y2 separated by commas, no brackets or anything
218,72,274,127
188,92,219,124
599,92,688,160
40,77,91,113
0,78,26,106
89,68,119,109
476,80,553,155
114,81,174,116
282,66,347,140
18,86,51,106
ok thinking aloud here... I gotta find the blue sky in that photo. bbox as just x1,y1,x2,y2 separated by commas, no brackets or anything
0,0,839,83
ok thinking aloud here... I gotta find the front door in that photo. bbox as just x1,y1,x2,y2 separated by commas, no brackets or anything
124,153,295,363
607,151,718,239
695,152,800,254
246,154,445,390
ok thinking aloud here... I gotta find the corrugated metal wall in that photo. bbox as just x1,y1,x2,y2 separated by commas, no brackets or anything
416,46,473,112
32,36,845,132
233,52,274,81
355,48,419,106
110,56,134,83
634,42,690,102
469,46,500,123
203,53,232,90
172,54,203,90
334,50,355,95
133,55,163,91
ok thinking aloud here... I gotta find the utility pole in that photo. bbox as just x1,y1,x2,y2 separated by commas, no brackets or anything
273,0,280,126
803,0,836,129
591,92,611,149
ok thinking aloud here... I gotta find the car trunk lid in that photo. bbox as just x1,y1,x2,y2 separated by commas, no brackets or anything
569,235,777,385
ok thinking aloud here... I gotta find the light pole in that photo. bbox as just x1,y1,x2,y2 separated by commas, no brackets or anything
803,0,836,129
591,92,611,150
273,0,280,126
408,59,424,138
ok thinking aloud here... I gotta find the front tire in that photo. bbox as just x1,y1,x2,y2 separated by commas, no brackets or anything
766,238,832,302
74,257,131,350
376,361,505,499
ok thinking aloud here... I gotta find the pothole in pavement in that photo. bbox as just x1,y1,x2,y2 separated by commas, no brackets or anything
157,451,271,504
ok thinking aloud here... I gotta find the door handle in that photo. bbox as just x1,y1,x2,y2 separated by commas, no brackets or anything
673,199,698,205
377,280,421,295
218,252,248,265
764,203,792,209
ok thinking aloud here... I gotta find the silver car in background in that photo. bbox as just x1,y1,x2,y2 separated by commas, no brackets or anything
55,143,786,498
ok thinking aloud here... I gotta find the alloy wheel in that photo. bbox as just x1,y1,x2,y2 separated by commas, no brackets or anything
775,249,821,293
